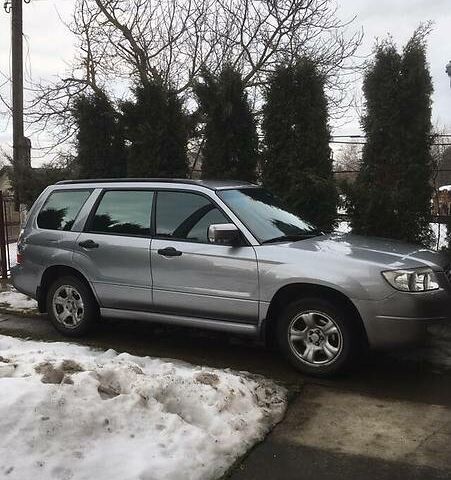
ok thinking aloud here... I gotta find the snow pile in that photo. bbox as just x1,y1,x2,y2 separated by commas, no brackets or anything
0,283,37,313
8,241,18,269
336,221,351,234
0,335,287,480
430,222,449,250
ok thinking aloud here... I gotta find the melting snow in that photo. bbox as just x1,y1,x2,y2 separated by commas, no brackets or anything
0,335,287,480
0,283,37,312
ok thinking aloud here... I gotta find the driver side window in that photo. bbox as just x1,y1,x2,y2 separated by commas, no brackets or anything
155,191,229,243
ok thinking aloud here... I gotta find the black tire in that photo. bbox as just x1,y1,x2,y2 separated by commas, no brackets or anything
276,297,359,376
46,275,98,337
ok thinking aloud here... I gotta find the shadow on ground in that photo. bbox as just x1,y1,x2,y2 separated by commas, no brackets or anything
1,313,451,407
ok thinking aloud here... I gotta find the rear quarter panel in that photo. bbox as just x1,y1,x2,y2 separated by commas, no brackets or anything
12,186,94,298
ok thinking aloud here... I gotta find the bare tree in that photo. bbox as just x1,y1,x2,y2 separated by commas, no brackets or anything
0,70,12,147
333,143,361,184
25,0,107,153
27,0,363,152
79,0,363,90
430,130,451,249
432,134,451,190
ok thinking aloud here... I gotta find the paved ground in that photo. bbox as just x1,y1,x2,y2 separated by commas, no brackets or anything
1,313,451,479
230,384,451,480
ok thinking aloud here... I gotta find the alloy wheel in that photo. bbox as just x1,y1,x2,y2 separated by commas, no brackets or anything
52,284,85,329
287,310,343,366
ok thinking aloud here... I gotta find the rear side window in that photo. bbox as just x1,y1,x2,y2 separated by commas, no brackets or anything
37,190,91,231
89,190,153,236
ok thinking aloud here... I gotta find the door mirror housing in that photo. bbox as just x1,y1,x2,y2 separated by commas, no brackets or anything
208,223,240,246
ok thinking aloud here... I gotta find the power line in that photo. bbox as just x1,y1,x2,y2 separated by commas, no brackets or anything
330,140,451,146
334,169,451,174
330,134,451,146
330,141,366,145
331,134,451,138
330,135,364,138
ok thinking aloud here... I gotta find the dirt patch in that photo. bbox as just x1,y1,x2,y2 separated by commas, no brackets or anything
0,356,11,363
34,361,52,374
98,383,121,399
60,359,84,374
128,364,144,375
195,372,220,387
35,362,73,385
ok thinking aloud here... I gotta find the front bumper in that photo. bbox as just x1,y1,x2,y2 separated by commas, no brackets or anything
354,287,451,349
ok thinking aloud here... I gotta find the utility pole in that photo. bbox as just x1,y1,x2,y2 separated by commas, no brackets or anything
4,0,31,209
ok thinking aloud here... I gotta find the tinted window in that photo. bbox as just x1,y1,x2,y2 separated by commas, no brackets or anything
90,190,153,236
156,191,228,243
218,188,320,243
37,190,91,231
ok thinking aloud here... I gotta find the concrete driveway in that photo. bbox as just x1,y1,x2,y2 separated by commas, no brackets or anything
1,313,451,479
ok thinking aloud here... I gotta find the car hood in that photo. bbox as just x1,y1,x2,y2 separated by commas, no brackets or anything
281,232,449,270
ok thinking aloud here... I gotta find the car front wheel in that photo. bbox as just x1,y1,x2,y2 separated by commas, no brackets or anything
276,297,357,376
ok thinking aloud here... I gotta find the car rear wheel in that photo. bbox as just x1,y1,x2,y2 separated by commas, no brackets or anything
47,276,98,337
276,297,357,376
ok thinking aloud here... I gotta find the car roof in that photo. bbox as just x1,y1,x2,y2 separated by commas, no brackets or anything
55,178,257,191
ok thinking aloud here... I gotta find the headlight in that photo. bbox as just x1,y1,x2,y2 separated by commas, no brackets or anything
382,267,439,292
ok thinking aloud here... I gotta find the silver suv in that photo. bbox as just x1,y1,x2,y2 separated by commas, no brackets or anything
11,179,451,375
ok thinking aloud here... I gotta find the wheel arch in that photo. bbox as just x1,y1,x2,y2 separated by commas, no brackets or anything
263,283,368,346
37,265,97,313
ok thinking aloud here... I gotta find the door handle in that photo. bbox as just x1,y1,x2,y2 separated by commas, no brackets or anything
79,239,99,249
157,247,182,257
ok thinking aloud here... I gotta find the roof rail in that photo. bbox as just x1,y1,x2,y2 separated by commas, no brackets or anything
55,178,258,191
56,178,202,185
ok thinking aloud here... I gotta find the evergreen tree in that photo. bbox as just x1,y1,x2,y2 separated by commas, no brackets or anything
262,58,337,231
194,66,258,181
73,91,126,178
121,82,188,178
7,153,77,208
347,29,433,244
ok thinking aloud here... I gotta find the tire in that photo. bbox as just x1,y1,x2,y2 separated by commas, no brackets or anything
46,275,98,337
276,297,359,376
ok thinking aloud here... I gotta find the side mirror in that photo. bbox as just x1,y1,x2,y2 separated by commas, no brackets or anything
208,223,240,246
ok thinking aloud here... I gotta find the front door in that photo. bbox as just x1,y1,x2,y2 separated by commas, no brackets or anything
151,190,259,324
73,189,154,311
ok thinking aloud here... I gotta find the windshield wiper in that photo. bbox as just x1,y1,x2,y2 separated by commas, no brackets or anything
261,233,323,244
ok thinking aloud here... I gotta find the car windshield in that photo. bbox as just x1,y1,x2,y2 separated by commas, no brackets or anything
218,187,322,244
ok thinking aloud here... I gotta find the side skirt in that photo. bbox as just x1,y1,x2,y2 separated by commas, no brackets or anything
100,308,259,336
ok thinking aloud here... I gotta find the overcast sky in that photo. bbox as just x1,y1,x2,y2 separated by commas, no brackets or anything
0,0,450,166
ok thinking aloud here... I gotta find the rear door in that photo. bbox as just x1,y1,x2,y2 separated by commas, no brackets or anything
150,190,259,324
21,189,92,296
73,189,154,311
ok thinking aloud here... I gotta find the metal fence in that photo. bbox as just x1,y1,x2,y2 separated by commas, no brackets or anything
0,191,20,279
